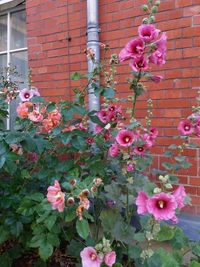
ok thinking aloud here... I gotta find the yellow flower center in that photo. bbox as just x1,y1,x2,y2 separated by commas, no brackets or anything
158,200,164,209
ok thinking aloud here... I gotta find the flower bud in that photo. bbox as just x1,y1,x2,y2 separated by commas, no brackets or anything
155,0,161,6
91,186,97,193
151,6,158,13
69,179,77,186
95,244,103,251
82,189,90,198
149,15,155,22
142,18,149,24
165,183,173,189
142,4,148,11
153,187,162,194
67,197,75,205
93,178,103,186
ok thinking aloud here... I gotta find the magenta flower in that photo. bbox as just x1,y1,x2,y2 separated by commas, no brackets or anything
98,110,107,124
155,32,167,52
119,38,145,62
173,186,186,209
150,75,163,83
127,163,134,172
150,127,159,138
178,119,194,135
143,133,154,148
147,192,177,221
149,50,166,65
108,143,119,157
133,145,146,156
80,247,102,267
116,129,134,147
136,192,149,215
31,87,40,97
138,24,160,43
104,251,116,267
19,88,34,102
130,55,148,72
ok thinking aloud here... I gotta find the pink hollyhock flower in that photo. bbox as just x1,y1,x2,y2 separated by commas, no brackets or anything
133,145,146,156
136,192,149,215
178,119,194,135
104,251,116,267
17,101,33,118
155,32,167,52
80,247,102,267
150,75,163,83
143,133,154,148
98,110,108,124
119,38,145,62
86,137,94,145
108,143,119,157
28,110,43,122
127,163,134,172
116,129,134,147
147,192,177,221
47,180,65,212
19,88,34,102
149,50,166,65
195,117,200,137
171,215,179,224
130,55,148,72
80,198,90,210
138,24,160,43
42,118,54,132
48,109,62,126
173,185,186,209
95,125,103,134
150,127,159,138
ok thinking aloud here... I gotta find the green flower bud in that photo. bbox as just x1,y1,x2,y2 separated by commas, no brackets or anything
149,15,155,22
155,0,161,6
151,6,158,13
153,187,162,193
148,0,153,3
142,18,149,24
142,4,149,11
165,183,173,189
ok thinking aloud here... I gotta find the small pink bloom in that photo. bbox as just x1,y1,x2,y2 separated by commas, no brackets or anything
19,88,34,102
136,192,149,215
143,134,154,148
98,110,107,124
48,109,62,127
155,32,167,52
17,101,33,118
42,118,54,132
104,130,112,141
173,186,186,209
28,110,43,122
133,145,146,156
31,87,40,97
119,38,145,62
104,251,116,267
171,215,179,224
150,128,158,138
80,247,102,267
130,55,148,72
150,75,163,83
86,137,94,145
127,163,134,172
116,129,134,147
95,125,103,134
138,24,160,43
149,50,166,65
108,143,119,157
80,198,90,210
47,180,65,212
147,192,177,221
178,119,194,135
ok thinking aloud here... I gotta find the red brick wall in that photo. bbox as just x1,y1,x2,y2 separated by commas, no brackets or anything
26,0,200,214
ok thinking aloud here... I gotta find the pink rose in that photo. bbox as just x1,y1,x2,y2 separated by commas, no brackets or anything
104,251,116,267
47,180,65,212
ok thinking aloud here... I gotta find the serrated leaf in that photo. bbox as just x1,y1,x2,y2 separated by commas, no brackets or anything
156,225,175,241
44,214,57,231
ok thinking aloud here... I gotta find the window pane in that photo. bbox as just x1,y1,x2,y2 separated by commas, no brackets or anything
10,10,27,50
0,15,7,52
0,54,7,68
10,51,28,87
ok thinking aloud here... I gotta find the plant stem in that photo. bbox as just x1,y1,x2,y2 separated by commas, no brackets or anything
131,70,141,118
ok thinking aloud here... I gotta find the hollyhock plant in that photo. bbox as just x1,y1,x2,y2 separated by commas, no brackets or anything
47,180,65,212
104,251,116,267
149,49,166,66
116,129,134,147
138,24,160,42
119,38,145,62
178,119,194,135
133,145,146,156
108,143,119,157
80,247,102,267
150,74,163,83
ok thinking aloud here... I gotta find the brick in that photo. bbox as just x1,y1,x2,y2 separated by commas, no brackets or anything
175,0,193,8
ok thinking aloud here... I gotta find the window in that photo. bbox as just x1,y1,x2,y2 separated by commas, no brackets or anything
0,3,28,128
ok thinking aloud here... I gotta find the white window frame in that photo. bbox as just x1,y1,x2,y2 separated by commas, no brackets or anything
0,4,27,129
0,0,14,4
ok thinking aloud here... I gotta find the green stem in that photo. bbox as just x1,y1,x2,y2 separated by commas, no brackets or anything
131,70,141,118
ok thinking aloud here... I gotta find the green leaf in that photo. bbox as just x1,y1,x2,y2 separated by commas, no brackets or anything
189,261,200,267
0,252,12,267
44,214,57,231
164,151,173,157
47,233,60,247
27,193,44,202
71,72,84,80
76,219,90,240
162,162,173,170
39,243,53,261
156,225,175,241
128,245,142,259
31,96,44,103
10,221,23,237
100,209,122,233
0,154,6,168
0,226,9,244
46,102,56,113
103,87,115,99
65,207,77,222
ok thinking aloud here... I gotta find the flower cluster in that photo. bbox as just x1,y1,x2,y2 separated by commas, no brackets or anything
80,238,116,267
119,23,167,80
178,115,200,137
136,185,186,223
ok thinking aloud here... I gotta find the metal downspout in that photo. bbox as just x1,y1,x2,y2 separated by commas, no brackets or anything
87,0,100,130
